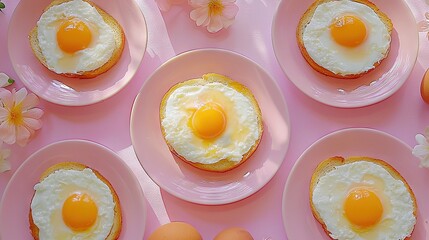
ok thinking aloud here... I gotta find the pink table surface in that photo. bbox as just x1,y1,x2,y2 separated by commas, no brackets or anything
1,0,429,239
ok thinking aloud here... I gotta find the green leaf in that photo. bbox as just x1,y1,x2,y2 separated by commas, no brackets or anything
0,2,5,9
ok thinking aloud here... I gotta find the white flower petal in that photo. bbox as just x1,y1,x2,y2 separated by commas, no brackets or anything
14,88,28,105
0,121,16,145
412,145,429,158
0,89,13,109
207,15,224,32
23,108,44,119
16,125,31,147
0,73,9,88
220,16,234,28
23,117,42,131
0,73,8,82
190,7,209,26
0,108,9,122
21,93,39,111
222,4,239,19
415,134,427,145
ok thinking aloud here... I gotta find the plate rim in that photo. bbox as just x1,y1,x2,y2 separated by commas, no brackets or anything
130,47,291,205
281,127,421,239
0,139,147,239
7,0,148,106
271,0,419,108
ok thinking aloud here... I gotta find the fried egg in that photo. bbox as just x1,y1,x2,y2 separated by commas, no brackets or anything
160,76,261,165
312,161,416,240
36,0,116,74
302,0,391,76
30,168,115,239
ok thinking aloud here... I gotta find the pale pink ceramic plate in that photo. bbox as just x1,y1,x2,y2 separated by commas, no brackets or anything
130,48,291,205
283,128,429,239
8,0,147,106
272,0,418,108
0,140,146,240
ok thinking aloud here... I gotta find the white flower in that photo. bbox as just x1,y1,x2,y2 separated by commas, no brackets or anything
0,88,43,147
189,0,239,33
412,127,429,168
0,73,14,88
0,141,11,173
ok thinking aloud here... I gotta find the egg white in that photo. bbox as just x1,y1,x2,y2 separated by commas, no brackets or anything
302,0,391,76
312,161,415,240
161,82,261,164
30,168,115,240
36,0,116,74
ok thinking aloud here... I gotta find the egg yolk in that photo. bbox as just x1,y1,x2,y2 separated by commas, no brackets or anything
330,15,367,47
57,19,92,54
344,188,383,228
62,193,98,231
191,102,226,139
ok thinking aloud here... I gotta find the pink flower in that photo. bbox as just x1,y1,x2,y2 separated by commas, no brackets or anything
0,88,43,146
189,0,239,33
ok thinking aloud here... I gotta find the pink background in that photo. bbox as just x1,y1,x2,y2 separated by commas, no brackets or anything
1,0,429,239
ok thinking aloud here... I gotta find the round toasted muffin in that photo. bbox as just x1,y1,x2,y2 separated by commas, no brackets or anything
310,156,417,240
29,0,125,79
297,0,393,79
159,73,263,172
29,162,122,240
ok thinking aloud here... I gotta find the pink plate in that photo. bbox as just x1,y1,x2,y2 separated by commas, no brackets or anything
130,48,291,205
282,128,429,239
272,0,418,108
7,0,147,106
0,140,146,240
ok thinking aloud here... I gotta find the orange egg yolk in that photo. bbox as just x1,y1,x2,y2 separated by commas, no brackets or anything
62,193,98,231
330,15,367,47
344,188,383,228
191,102,226,139
57,19,92,54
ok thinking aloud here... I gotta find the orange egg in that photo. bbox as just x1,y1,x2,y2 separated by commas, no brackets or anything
62,192,98,231
191,102,226,139
57,18,92,54
214,227,254,240
148,222,202,240
330,15,367,47
420,68,429,104
343,188,383,228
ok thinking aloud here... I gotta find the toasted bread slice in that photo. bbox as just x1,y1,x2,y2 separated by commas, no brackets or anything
160,73,263,172
29,0,125,78
29,162,122,240
310,156,417,239
296,0,393,79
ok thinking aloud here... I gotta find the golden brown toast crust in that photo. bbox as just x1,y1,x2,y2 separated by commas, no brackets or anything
309,156,417,239
159,73,263,172
29,0,125,79
296,0,393,79
29,162,122,240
